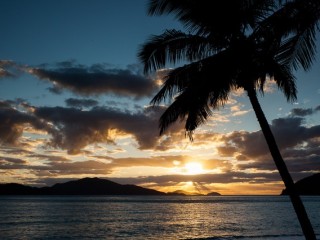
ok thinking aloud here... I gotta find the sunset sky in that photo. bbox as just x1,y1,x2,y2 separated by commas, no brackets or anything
0,0,319,195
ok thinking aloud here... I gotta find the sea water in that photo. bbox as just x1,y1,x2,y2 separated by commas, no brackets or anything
0,195,319,239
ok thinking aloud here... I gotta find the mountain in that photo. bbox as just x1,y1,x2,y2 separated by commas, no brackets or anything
0,177,165,195
0,183,41,195
281,173,320,195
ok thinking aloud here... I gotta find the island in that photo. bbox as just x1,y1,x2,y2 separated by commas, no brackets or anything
0,177,165,195
281,173,320,195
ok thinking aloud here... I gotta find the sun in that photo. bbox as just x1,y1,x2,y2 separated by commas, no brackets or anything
184,162,204,175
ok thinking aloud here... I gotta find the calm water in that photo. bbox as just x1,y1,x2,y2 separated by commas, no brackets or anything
0,196,319,239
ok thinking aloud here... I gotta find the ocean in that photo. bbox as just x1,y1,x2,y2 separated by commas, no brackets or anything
0,195,319,239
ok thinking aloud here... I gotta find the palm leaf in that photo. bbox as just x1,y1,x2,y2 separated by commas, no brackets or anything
151,50,236,106
258,0,320,71
138,29,214,74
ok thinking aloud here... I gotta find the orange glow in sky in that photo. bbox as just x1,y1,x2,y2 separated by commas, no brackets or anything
184,162,205,175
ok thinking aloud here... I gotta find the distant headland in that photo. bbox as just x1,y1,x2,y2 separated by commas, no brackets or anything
0,177,221,196
281,173,320,195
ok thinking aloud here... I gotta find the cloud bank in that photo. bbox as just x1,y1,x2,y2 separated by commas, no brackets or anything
0,60,160,99
28,62,158,98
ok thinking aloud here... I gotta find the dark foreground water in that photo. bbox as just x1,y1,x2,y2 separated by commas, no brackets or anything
0,196,319,240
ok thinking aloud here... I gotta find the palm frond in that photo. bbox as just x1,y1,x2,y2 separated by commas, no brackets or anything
151,50,236,106
153,51,237,137
277,29,317,71
148,0,274,41
256,54,297,102
243,50,297,102
148,0,182,16
257,0,320,71
271,64,297,102
138,29,214,74
158,87,212,140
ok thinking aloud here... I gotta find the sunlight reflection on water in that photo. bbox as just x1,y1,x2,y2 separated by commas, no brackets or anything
0,196,319,239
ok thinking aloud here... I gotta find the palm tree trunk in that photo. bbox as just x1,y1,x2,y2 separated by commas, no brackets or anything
246,87,316,240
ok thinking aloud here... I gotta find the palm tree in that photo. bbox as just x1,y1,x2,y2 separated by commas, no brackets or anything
138,0,319,239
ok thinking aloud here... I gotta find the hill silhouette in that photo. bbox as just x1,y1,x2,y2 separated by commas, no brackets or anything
0,177,165,195
281,173,320,195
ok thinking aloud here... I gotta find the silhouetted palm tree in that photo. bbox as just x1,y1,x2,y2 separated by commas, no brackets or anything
139,0,319,239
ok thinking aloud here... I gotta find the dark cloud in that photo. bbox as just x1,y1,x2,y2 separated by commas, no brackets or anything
0,100,53,145
291,108,314,116
217,145,238,157
33,105,183,154
0,157,112,176
271,117,320,150
235,154,248,161
217,116,320,173
290,106,320,117
65,98,99,108
236,153,320,173
0,156,28,170
219,130,268,158
48,86,63,95
29,63,158,98
0,156,27,164
219,117,320,158
0,60,21,78
0,100,183,154
41,160,112,175
0,147,33,155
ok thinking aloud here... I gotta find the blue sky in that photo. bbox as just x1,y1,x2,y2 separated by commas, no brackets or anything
0,0,319,195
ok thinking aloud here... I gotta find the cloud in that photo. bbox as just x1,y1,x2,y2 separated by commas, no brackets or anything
230,104,251,117
0,156,27,165
0,156,112,176
96,155,186,168
0,100,53,145
0,60,22,78
0,100,185,154
109,172,284,186
28,62,158,98
219,117,320,157
94,155,231,172
290,107,315,117
217,115,320,173
33,105,183,154
65,98,99,108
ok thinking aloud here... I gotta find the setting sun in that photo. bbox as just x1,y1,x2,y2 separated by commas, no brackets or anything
184,162,204,175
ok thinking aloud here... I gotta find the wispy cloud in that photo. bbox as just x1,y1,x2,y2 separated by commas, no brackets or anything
0,60,23,78
65,98,99,108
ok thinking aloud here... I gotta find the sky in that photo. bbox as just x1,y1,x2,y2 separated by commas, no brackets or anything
0,0,319,195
